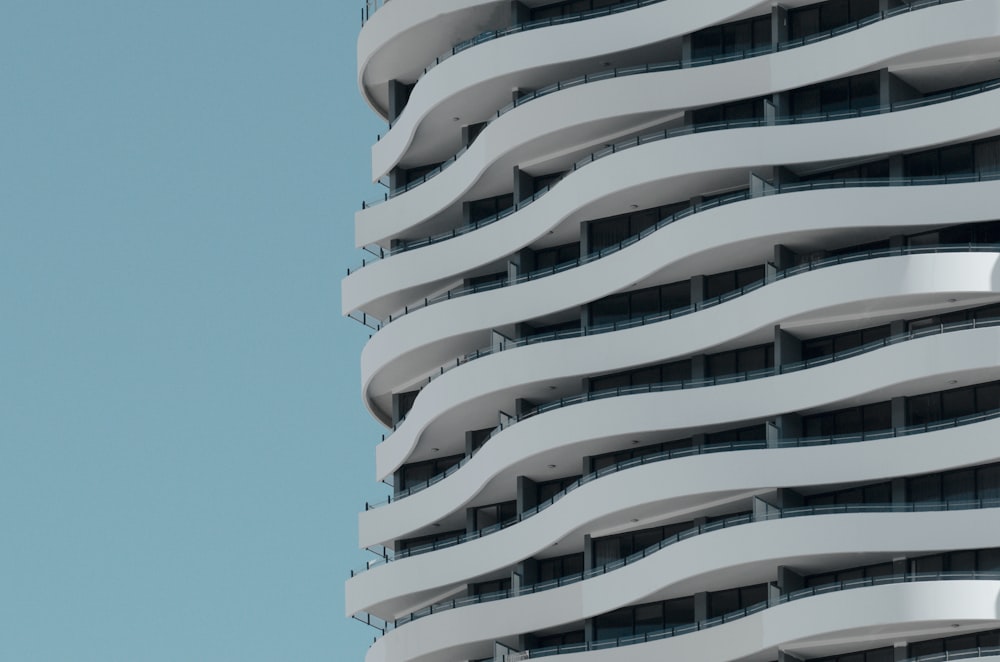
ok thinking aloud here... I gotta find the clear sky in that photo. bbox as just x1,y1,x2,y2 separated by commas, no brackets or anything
2,2,386,660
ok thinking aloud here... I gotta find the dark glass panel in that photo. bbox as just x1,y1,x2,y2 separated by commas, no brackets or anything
724,21,752,54
629,528,662,553
862,402,891,432
976,382,1000,411
864,649,894,662
662,360,692,382
631,288,660,319
692,27,722,60
822,0,849,30
709,588,739,617
803,337,834,361
942,387,977,419
943,468,976,501
752,17,771,48
590,293,628,326
705,271,735,298
663,596,694,626
851,72,880,110
906,150,939,177
661,281,691,310
634,603,664,634
948,550,976,571
593,537,621,567
820,78,850,113
865,562,894,578
594,606,633,640
909,474,942,503
909,639,944,656
736,265,765,288
790,7,820,39
863,482,891,503
914,553,944,573
740,584,768,606
946,635,980,652
974,137,1000,172
807,572,836,588
833,330,862,354
852,0,879,18
590,373,629,392
833,408,862,435
907,393,941,426
563,553,584,576
708,352,736,377
940,144,975,175
977,465,1000,500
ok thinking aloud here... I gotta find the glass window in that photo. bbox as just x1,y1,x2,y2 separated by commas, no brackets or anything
865,562,893,578
976,382,1000,411
822,0,849,30
909,474,942,503
851,73,880,110
948,550,976,572
594,607,633,640
634,603,663,634
709,588,739,617
940,144,975,175
790,7,819,38
821,79,850,113
979,629,1000,647
943,468,976,501
977,465,1000,500
914,553,944,573
864,649,894,662
590,294,628,326
974,137,1000,172
663,596,694,627
631,288,660,319
906,150,940,177
907,393,942,426
661,281,690,310
909,639,944,657
942,387,977,419
862,402,891,433
593,537,622,567
946,635,980,652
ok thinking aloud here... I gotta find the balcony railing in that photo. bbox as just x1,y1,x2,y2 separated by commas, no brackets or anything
358,0,966,210
352,402,1000,577
356,500,1000,632
374,242,1000,442
528,569,1000,657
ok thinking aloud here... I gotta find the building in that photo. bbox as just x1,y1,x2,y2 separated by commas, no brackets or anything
343,0,1000,660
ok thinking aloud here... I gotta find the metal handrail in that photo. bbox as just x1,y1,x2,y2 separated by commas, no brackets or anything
372,242,1000,443
527,570,1000,657
357,502,1000,632
352,399,1000,574
357,0,966,210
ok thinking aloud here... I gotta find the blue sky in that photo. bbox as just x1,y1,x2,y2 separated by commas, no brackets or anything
1,2,385,660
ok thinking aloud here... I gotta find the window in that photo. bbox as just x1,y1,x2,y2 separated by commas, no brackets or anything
472,501,516,531
588,280,690,326
398,453,463,490
536,553,584,582
790,72,880,116
789,0,879,39
691,15,771,59
468,193,514,223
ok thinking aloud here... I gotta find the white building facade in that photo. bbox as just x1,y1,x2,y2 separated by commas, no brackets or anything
344,0,1000,660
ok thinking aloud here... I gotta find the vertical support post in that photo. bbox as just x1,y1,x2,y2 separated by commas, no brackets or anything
513,166,533,204
517,475,538,515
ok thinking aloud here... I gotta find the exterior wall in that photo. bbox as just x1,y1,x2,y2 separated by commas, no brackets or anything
346,0,1000,660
